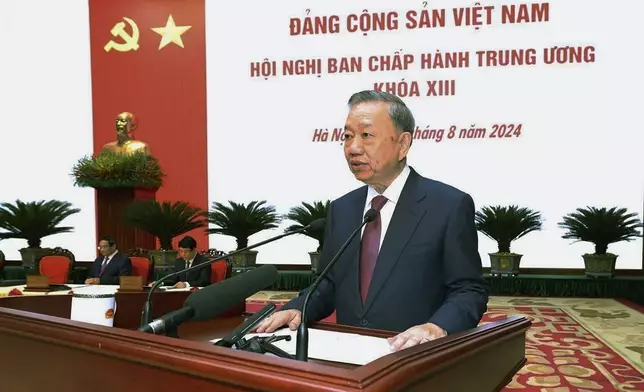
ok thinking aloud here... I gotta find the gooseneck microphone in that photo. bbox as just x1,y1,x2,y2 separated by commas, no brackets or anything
140,218,326,328
295,209,377,362
139,264,279,335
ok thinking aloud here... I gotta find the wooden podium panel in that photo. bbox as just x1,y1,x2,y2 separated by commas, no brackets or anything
0,294,530,391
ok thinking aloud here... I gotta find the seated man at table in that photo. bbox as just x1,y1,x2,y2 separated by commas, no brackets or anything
85,236,132,285
152,236,210,288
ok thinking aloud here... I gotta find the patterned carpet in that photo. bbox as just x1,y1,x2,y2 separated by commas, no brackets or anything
246,293,644,391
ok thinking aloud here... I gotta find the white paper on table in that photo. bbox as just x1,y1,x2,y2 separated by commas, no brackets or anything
71,285,119,295
210,328,392,365
158,286,192,291
66,284,91,289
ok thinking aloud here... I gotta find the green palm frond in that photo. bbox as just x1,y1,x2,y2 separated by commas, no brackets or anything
124,200,206,249
284,200,330,252
72,150,164,188
558,207,642,255
475,205,543,253
206,200,281,250
0,200,80,248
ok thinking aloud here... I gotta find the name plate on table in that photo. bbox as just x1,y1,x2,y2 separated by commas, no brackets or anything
23,275,50,292
118,276,143,292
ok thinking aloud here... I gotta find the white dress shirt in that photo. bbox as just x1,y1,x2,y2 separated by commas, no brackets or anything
185,253,196,269
362,164,411,251
182,253,198,288
102,251,118,267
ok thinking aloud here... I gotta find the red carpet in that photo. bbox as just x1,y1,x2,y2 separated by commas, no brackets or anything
245,301,644,391
484,306,643,391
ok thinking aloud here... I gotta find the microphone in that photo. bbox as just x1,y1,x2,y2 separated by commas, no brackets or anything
140,218,326,327
137,307,193,335
138,264,279,335
295,209,377,361
214,302,276,347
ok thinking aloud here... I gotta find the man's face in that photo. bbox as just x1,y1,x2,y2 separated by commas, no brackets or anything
178,247,195,261
343,102,410,189
97,240,115,257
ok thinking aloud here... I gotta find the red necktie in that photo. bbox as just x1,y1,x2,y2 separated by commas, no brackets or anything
100,257,110,276
359,195,388,302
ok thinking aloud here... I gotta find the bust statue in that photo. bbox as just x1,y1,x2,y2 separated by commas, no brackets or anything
102,112,151,155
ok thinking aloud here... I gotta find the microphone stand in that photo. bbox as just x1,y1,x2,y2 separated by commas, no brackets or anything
235,335,293,359
141,222,323,328
295,210,375,362
213,303,292,358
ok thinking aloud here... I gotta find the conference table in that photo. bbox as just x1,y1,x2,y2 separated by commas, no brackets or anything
0,284,233,332
0,284,530,391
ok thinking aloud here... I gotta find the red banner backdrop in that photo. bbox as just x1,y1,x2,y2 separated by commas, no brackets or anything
88,0,209,250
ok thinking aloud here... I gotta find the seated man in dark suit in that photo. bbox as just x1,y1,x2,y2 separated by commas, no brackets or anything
257,90,489,352
85,236,132,285
156,236,210,288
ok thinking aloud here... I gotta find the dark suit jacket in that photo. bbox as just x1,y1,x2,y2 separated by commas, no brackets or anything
88,252,132,285
164,253,211,287
282,167,489,334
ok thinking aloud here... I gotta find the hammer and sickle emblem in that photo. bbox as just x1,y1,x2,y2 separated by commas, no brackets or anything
104,17,140,52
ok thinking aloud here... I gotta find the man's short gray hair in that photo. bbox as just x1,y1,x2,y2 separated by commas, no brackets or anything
347,90,416,137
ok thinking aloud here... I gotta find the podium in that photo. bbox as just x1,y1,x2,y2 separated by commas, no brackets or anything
0,293,529,391
95,187,158,251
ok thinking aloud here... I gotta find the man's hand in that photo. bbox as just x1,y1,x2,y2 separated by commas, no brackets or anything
174,282,187,289
387,322,447,352
84,278,100,285
255,309,302,333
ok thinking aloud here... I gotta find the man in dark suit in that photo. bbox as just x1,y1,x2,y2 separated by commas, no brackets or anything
85,236,132,285
157,236,210,288
257,90,488,351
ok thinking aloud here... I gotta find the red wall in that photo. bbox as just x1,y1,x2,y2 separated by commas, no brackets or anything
88,0,209,250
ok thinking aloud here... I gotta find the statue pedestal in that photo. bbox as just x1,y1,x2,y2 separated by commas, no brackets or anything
95,188,157,251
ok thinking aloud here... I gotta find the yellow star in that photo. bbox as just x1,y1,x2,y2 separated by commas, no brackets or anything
151,15,192,50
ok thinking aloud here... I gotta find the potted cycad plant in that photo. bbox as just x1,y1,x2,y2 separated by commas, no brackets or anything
124,200,206,268
71,150,164,189
559,207,642,278
284,200,330,273
475,205,543,276
206,200,281,267
0,200,80,268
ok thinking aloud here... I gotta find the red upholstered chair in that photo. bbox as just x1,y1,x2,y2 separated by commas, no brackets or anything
130,257,152,285
39,255,72,284
200,249,232,284
210,260,232,284
126,249,153,285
